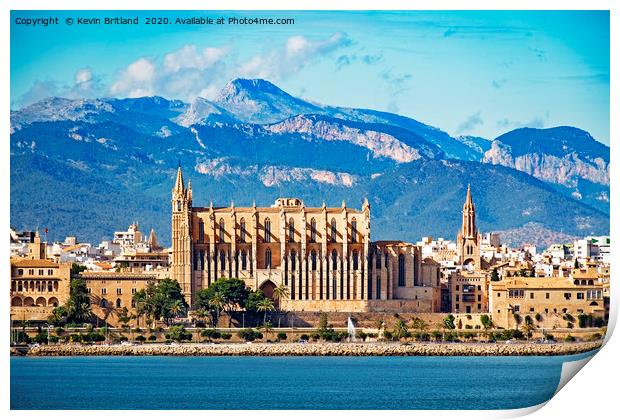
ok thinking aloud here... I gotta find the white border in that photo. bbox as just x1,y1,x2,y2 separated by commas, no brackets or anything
2,1,617,420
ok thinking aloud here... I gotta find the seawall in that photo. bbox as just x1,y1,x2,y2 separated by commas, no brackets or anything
21,341,602,357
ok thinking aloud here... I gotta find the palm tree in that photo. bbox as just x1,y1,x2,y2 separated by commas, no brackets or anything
132,290,148,328
209,291,225,328
260,322,274,340
256,298,275,325
272,284,290,308
393,319,409,340
169,300,185,324
522,315,535,340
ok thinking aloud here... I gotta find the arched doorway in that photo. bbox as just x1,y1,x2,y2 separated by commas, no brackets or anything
24,297,35,307
259,280,276,300
11,297,23,307
36,297,47,307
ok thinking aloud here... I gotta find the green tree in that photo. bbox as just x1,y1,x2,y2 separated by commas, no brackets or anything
169,300,185,320
256,298,275,325
490,268,500,282
132,289,148,328
272,284,290,307
393,319,409,340
260,322,274,340
411,317,428,331
195,278,250,326
208,291,225,327
117,307,132,328
522,315,535,340
443,314,456,330
513,313,521,329
139,278,188,326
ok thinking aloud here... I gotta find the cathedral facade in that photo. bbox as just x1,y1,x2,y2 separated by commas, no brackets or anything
170,167,441,313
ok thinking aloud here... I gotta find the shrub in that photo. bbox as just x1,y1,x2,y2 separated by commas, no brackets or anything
357,331,368,341
201,329,221,340
300,334,310,341
544,333,555,341
565,334,576,342
238,329,262,342
48,335,59,343
310,333,320,341
54,327,65,335
14,331,30,344
33,332,48,344
168,325,192,342
465,325,472,330
87,332,106,342
277,332,287,341
567,322,574,329
220,333,232,340
135,335,146,342
382,331,393,341
148,335,157,341
535,313,543,322
589,333,602,341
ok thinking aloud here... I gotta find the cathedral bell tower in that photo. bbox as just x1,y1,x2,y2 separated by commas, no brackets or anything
171,166,193,305
456,184,482,269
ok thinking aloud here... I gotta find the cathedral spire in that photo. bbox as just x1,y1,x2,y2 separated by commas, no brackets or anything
173,165,185,195
461,184,476,238
463,183,474,211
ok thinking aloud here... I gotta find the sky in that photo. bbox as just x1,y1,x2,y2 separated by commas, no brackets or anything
10,10,610,144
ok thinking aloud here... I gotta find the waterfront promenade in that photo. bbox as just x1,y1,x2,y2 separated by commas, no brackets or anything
18,340,602,357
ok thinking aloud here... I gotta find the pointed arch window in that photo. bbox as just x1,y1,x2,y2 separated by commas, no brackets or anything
265,248,272,268
239,218,246,243
241,250,247,270
353,251,359,270
198,220,205,243
288,218,295,243
310,218,317,243
264,218,271,243
398,254,406,287
311,250,317,271
330,218,337,243
116,298,122,308
332,249,338,270
219,219,225,243
351,219,358,243
220,250,226,271
291,250,297,271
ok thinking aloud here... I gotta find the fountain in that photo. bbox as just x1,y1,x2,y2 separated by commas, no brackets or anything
347,317,356,342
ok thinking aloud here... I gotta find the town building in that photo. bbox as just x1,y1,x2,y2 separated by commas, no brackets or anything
170,166,441,312
9,232,72,322
490,276,606,329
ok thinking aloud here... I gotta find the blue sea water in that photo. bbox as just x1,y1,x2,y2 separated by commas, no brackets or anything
10,352,595,410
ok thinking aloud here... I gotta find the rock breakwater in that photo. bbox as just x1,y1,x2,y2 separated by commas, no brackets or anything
22,341,602,357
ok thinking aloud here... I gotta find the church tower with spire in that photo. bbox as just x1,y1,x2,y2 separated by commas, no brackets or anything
171,166,193,304
456,184,482,269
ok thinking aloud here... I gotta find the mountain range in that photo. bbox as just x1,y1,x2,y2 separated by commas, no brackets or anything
10,79,610,248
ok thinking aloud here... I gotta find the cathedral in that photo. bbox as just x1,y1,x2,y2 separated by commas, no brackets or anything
170,167,441,313
456,184,482,270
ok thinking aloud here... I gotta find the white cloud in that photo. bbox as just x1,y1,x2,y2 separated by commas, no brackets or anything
110,58,157,98
163,45,227,73
19,33,352,105
238,32,352,80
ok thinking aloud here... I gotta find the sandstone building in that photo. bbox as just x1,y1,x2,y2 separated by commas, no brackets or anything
10,232,71,322
170,167,440,312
